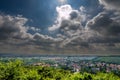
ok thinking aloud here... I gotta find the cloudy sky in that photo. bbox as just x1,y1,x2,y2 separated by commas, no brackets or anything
0,0,120,55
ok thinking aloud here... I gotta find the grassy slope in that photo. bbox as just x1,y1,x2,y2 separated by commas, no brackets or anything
93,56,120,64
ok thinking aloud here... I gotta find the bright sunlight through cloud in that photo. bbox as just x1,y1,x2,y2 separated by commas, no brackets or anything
58,0,67,4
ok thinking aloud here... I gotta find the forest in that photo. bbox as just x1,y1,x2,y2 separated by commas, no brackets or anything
0,60,120,80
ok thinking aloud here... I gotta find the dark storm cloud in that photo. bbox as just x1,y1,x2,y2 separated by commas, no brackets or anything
99,0,120,11
87,12,120,35
0,15,32,40
0,14,61,48
70,11,79,20
84,0,120,44
59,19,81,37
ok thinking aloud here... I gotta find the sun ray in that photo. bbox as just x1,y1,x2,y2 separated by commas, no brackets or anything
58,0,67,4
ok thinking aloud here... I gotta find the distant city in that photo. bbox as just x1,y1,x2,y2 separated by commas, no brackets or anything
0,55,120,76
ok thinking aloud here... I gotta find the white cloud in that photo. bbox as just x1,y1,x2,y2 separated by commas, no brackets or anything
48,4,95,47
80,6,86,13
27,27,41,32
33,33,63,42
48,5,73,31
48,5,87,31
48,5,88,32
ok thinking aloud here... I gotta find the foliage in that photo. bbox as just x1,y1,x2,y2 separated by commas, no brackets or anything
0,60,120,80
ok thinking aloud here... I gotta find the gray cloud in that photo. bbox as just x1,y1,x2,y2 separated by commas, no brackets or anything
1,2,120,54
0,14,62,51
70,11,79,20
99,0,120,11
87,12,120,36
0,15,32,40
48,5,86,32
84,0,120,44
48,5,89,44
51,3,120,51
33,33,63,42
47,5,103,48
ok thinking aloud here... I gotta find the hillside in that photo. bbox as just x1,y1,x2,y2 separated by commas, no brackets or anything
93,56,120,64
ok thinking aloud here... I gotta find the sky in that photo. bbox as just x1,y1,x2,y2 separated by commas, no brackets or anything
0,0,120,55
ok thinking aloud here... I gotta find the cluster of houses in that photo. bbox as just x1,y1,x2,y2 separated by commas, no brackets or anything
32,58,120,74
